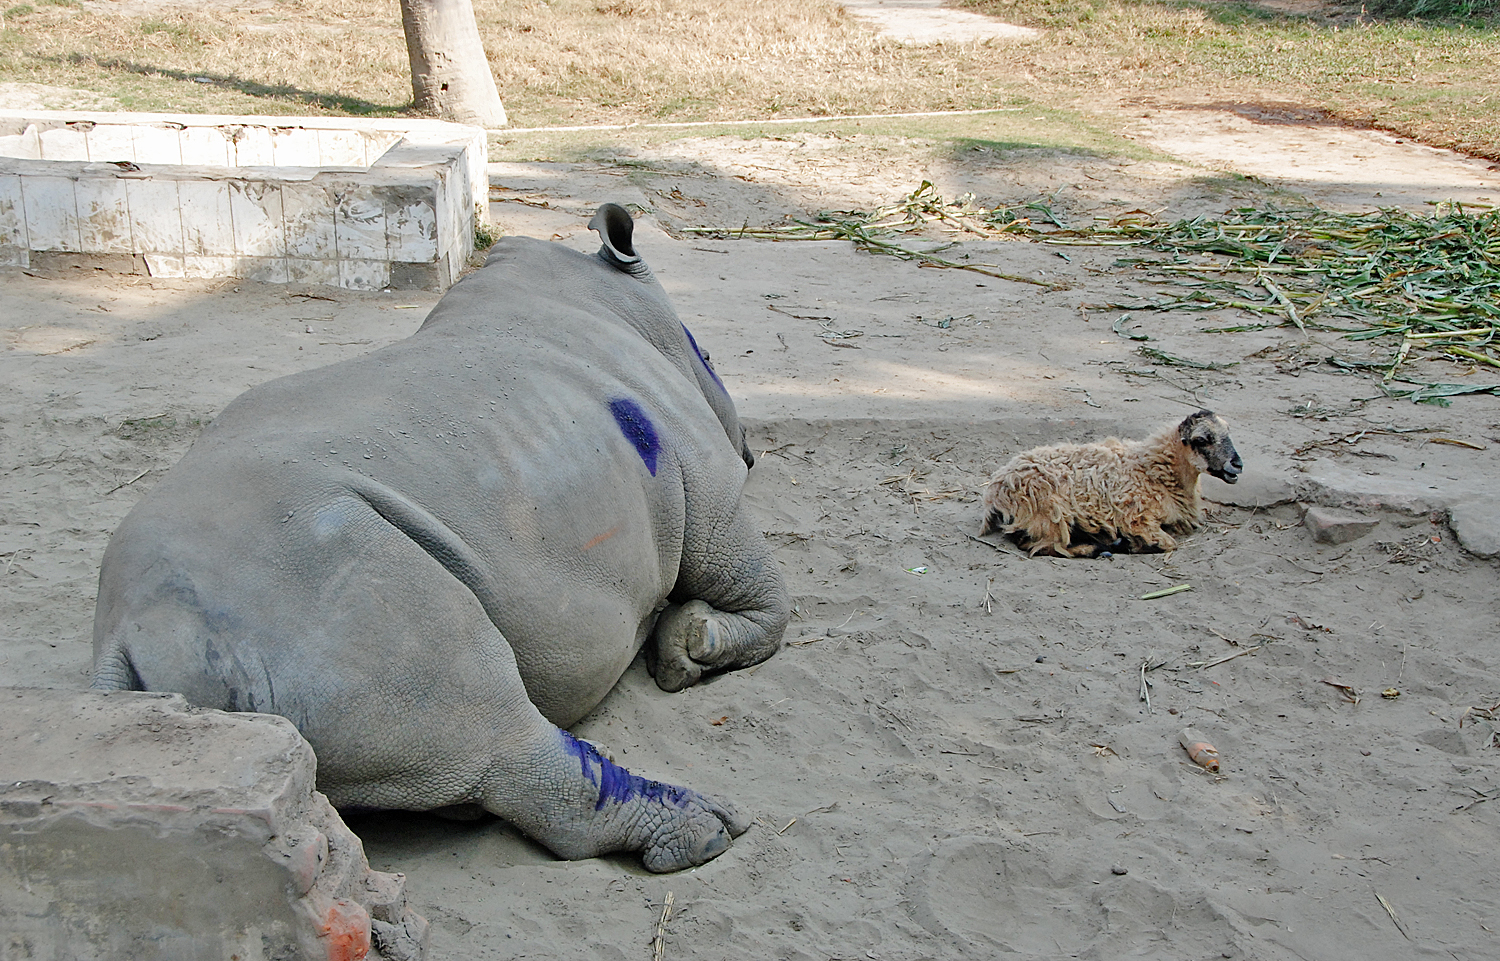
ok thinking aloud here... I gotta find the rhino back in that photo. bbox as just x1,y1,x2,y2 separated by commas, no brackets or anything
95,238,748,728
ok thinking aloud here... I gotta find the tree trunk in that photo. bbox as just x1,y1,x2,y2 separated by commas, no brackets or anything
399,0,508,128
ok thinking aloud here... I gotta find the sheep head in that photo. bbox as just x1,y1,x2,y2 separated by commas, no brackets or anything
1178,410,1242,484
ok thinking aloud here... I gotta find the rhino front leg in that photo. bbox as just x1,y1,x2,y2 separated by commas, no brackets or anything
651,502,789,693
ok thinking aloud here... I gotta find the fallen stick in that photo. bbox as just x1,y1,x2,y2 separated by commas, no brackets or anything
652,891,675,961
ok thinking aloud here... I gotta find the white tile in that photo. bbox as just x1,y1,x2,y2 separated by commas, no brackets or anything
282,182,337,259
177,180,234,255
229,125,275,167
183,254,237,279
240,256,289,284
124,179,183,253
131,124,185,166
21,175,79,251
335,190,386,259
144,253,186,278
339,259,390,290
84,125,137,164
0,173,25,247
76,177,132,252
38,127,89,161
228,180,284,258
271,127,321,168
181,127,232,167
285,258,339,286
316,129,367,168
388,197,438,262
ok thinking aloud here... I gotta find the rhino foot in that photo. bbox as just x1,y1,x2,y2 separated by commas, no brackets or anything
532,731,748,872
650,600,717,691
637,787,750,873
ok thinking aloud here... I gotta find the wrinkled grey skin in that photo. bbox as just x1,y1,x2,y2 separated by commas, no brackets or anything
91,205,790,872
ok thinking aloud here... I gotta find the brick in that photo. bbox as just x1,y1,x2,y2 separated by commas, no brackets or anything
1303,505,1379,545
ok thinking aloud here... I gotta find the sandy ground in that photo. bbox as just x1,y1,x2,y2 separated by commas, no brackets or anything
6,125,1500,959
5,7,1500,958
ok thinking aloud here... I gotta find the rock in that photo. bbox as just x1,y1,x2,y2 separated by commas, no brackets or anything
1300,459,1454,515
1111,864,1129,876
0,687,427,961
1202,471,1295,508
1303,506,1379,545
1449,497,1500,559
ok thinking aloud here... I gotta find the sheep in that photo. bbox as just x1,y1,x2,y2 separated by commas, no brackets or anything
979,410,1242,558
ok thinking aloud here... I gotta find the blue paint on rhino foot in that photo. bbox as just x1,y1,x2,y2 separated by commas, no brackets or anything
561,730,691,811
609,398,661,476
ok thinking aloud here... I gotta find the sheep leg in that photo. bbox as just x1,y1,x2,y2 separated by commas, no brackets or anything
1126,526,1178,553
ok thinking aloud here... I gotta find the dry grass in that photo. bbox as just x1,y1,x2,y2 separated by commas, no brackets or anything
0,0,1496,159
957,0,1500,159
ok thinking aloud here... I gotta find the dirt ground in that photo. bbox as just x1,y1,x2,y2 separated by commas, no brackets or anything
5,10,1500,959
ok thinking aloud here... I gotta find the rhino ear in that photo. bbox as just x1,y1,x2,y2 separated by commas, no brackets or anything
589,203,645,274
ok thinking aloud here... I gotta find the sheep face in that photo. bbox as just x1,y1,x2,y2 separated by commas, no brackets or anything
1178,410,1242,484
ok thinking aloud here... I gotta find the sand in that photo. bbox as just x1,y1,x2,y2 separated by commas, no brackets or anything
5,106,1500,960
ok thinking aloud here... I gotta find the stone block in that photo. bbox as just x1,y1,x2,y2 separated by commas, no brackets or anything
1449,497,1500,559
316,128,371,167
183,254,239,279
1303,505,1379,545
0,687,427,961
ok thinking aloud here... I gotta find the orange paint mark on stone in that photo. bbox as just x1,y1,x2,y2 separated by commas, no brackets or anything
582,526,620,551
321,899,371,961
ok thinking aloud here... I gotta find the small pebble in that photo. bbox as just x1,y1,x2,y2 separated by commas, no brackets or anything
1035,655,1046,663
1111,864,1128,876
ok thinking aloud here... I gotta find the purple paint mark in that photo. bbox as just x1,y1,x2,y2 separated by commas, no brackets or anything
609,398,660,476
561,731,691,811
682,324,725,391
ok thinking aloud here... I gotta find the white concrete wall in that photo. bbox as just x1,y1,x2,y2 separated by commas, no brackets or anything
0,113,488,290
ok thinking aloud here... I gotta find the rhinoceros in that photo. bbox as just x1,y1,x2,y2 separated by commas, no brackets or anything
91,204,790,872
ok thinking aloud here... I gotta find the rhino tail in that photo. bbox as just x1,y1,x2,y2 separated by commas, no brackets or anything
91,634,144,691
